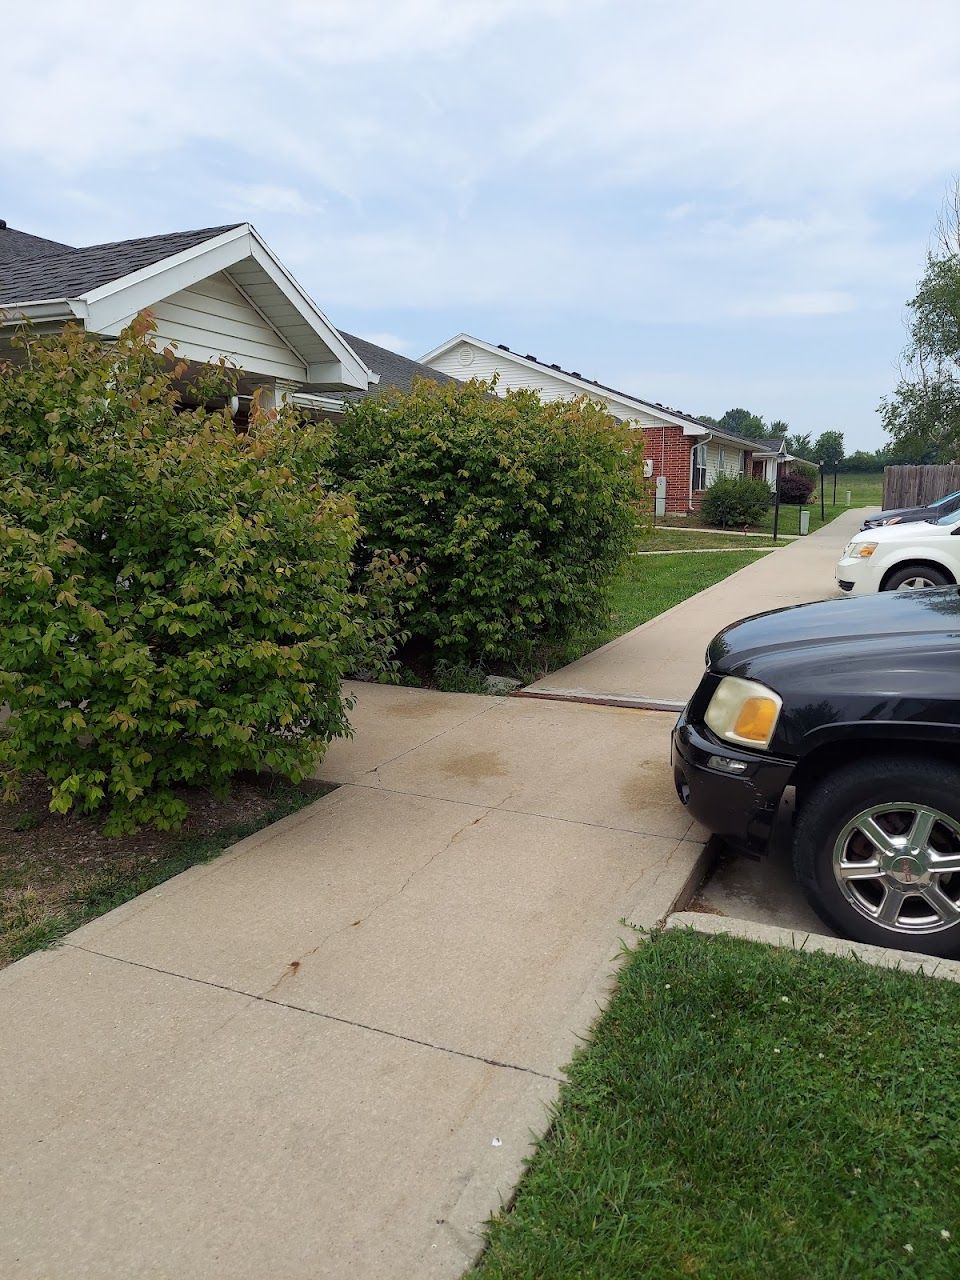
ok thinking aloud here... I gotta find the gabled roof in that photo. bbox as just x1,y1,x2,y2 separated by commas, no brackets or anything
0,224,240,305
421,332,718,434
0,221,373,393
338,331,458,400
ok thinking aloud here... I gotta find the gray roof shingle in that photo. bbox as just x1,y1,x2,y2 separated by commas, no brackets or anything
0,224,241,305
0,224,75,265
338,331,458,399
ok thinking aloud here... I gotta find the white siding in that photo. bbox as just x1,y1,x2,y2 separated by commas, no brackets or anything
133,272,307,381
427,341,666,426
705,441,747,485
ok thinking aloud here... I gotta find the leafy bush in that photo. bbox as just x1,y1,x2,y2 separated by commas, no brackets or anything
332,378,644,664
778,469,816,504
0,320,362,833
700,474,771,528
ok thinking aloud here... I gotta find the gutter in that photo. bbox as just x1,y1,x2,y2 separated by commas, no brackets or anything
0,298,86,325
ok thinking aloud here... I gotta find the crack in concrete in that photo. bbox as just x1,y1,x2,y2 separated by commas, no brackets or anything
62,942,564,1083
261,808,493,996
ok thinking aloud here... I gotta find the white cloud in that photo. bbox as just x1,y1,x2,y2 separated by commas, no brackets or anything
354,331,415,353
730,291,856,318
223,185,321,216
4,0,956,446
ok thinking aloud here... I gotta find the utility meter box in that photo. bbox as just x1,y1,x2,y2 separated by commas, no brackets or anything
655,475,667,518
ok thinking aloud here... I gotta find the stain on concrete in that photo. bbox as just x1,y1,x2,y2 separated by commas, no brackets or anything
385,702,447,720
441,751,508,781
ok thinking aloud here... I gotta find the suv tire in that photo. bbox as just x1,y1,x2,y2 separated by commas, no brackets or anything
794,757,960,957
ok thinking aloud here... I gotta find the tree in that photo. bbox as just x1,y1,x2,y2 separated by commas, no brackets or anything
0,320,362,832
812,430,845,468
719,407,767,441
697,414,719,428
768,419,790,439
786,431,814,458
880,182,960,462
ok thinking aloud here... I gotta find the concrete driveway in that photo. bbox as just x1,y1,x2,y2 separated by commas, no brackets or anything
525,507,873,705
1,684,703,1280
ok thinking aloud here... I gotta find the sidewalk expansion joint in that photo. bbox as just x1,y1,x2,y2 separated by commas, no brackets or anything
516,689,686,712
62,942,565,1084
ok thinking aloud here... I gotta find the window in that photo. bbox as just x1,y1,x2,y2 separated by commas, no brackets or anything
717,445,726,473
692,443,707,492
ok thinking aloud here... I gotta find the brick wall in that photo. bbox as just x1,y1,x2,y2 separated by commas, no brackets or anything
641,424,693,513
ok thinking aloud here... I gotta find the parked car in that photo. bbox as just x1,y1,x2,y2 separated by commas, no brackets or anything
672,588,960,956
862,488,960,530
836,506,960,593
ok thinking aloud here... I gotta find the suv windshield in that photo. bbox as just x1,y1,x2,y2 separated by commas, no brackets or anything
930,489,960,510
931,505,960,527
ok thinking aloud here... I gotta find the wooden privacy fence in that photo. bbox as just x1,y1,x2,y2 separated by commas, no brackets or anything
882,465,960,509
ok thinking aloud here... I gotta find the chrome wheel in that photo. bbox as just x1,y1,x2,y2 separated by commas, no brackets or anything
896,574,938,589
833,803,960,935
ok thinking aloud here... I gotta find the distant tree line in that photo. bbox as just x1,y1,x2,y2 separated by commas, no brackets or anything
695,406,928,471
695,410,863,470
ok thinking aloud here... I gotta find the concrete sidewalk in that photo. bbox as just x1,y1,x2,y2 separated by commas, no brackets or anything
525,507,873,705
1,684,702,1280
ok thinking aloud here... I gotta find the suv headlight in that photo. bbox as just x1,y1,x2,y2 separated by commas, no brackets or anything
705,676,783,750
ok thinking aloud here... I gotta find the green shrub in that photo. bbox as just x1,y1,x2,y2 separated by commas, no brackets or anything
0,320,361,833
332,378,644,664
700,474,771,527
778,469,816,504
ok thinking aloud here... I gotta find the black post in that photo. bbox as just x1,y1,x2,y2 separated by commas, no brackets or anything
772,461,781,541
820,463,825,522
833,470,838,504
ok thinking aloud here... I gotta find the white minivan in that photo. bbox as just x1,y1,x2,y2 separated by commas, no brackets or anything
836,507,960,594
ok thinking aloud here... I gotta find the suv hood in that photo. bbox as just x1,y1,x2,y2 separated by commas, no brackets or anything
709,588,960,688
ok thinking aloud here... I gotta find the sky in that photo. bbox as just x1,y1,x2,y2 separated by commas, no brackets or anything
4,0,960,450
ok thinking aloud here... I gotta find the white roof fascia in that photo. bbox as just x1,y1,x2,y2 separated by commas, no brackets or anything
244,227,375,390
420,332,701,430
708,428,766,452
81,225,252,331
78,224,373,393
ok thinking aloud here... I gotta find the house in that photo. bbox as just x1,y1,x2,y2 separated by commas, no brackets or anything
422,333,805,514
0,220,378,413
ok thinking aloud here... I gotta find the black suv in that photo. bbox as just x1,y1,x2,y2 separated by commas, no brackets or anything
672,588,960,957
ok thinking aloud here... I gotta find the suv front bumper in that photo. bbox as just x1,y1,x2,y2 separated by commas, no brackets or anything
672,712,796,856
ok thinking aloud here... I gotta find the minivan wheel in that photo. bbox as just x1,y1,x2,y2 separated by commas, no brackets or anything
794,758,960,957
882,563,951,591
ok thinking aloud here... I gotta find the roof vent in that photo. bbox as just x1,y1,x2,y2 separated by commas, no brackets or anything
497,343,510,351
571,371,581,378
524,353,536,361
550,363,561,370
0,220,6,230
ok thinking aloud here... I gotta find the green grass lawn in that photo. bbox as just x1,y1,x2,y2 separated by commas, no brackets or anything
475,929,960,1280
538,548,765,674
640,528,780,552
658,471,884,538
